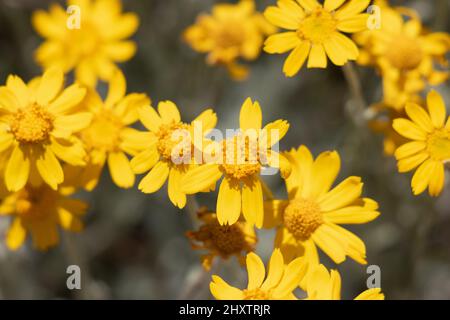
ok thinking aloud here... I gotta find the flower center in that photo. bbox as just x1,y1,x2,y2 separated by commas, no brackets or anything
243,288,272,300
215,22,245,49
209,223,247,255
386,36,423,70
283,198,323,241
81,110,123,152
155,122,191,161
15,186,56,219
70,21,100,57
427,129,450,161
297,8,337,44
10,104,54,143
220,136,262,180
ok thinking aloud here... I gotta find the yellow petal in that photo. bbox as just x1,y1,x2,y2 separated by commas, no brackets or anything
6,218,27,250
324,0,345,11
334,0,370,19
240,98,262,131
158,101,181,124
427,90,447,128
318,176,363,212
263,200,288,229
324,198,380,224
192,109,218,133
36,147,64,190
297,0,320,12
311,225,347,264
264,5,300,30
428,162,445,197
130,148,159,174
5,145,30,192
0,87,20,112
216,178,241,225
104,41,137,62
283,41,311,77
138,160,170,193
273,256,307,298
105,69,126,108
405,103,433,133
354,288,384,300
37,67,64,105
50,137,86,166
107,151,135,188
307,44,327,68
326,222,367,264
397,152,429,173
58,208,83,232
48,84,86,115
181,164,222,194
411,159,435,196
138,106,163,132
394,141,426,160
246,252,266,290
210,275,243,300
114,93,150,125
53,112,93,133
337,14,369,33
168,167,187,208
242,178,264,228
264,32,301,54
261,249,284,290
0,132,14,153
392,118,427,141
306,151,340,199
6,75,29,108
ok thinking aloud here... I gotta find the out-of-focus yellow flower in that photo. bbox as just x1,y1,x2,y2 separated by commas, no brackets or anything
70,70,150,190
210,249,307,300
0,68,91,192
131,101,217,208
355,4,449,102
181,98,290,228
0,183,88,251
393,90,450,197
32,0,139,87
306,264,384,300
265,146,379,270
184,0,275,80
187,207,257,270
264,0,370,77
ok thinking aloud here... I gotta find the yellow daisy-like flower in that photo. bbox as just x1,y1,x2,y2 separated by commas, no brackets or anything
393,90,450,197
0,183,88,251
186,207,257,271
131,101,218,208
263,0,370,77
0,68,91,192
74,70,151,189
181,98,290,227
306,264,384,300
210,249,307,300
354,4,449,97
33,0,139,87
184,0,275,80
265,146,380,268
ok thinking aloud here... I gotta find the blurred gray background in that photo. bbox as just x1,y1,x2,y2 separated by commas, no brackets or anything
0,0,449,299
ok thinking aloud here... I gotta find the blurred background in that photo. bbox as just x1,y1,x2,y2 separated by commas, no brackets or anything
0,0,449,299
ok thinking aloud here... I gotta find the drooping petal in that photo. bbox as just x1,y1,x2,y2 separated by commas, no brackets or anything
283,41,311,77
107,151,135,188
216,178,241,226
168,167,187,208
36,146,64,190
138,160,170,193
181,164,222,194
242,178,264,228
5,145,30,192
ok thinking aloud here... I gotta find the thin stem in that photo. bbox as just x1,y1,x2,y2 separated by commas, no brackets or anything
342,62,373,126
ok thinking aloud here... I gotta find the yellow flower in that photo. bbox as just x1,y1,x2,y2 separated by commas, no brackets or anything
210,249,307,300
131,101,218,208
0,68,91,192
184,0,275,80
354,4,449,96
0,183,88,251
264,0,369,77
393,90,450,197
265,146,380,268
33,0,139,87
306,264,384,300
75,70,151,189
181,98,290,227
186,207,257,270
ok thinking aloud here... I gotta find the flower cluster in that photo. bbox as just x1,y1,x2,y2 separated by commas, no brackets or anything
2,0,449,300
